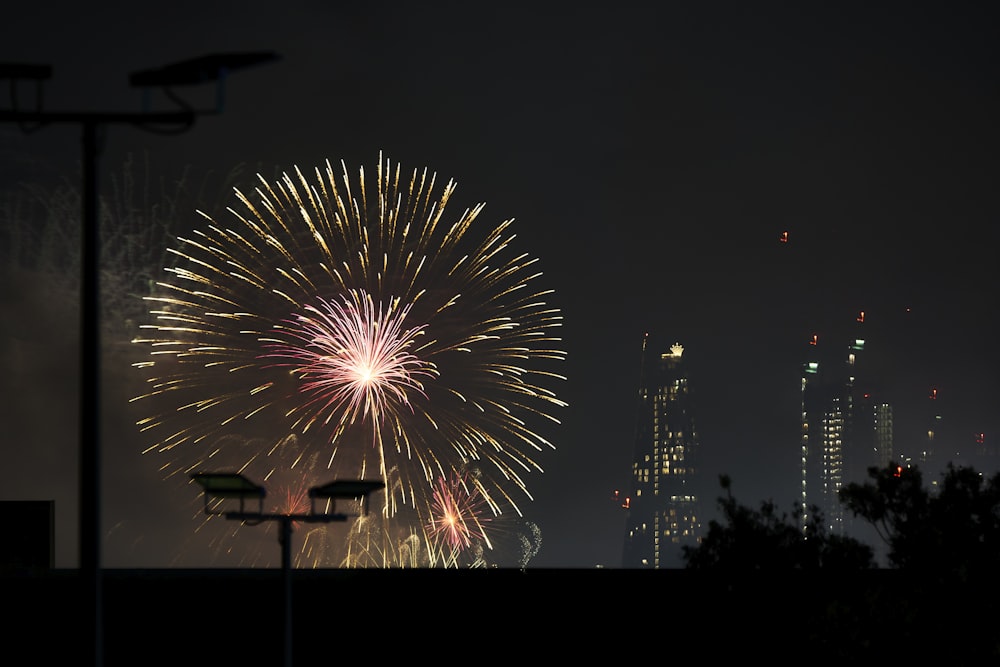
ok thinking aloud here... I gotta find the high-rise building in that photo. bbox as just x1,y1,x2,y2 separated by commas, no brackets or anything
621,335,702,568
856,393,894,472
800,324,893,535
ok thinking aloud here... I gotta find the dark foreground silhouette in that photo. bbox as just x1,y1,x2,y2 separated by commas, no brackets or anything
7,565,999,662
6,463,999,663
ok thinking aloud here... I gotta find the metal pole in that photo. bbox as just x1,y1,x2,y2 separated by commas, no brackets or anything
280,516,293,667
81,118,103,667
1,55,278,665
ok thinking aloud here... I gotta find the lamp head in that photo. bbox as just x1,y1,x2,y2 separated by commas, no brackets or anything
130,52,280,87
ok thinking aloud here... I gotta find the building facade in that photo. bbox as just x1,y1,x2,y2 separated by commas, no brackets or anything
800,327,893,535
621,335,702,568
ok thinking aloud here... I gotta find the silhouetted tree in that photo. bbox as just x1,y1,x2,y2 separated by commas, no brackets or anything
681,467,1000,660
840,461,1000,581
682,475,875,569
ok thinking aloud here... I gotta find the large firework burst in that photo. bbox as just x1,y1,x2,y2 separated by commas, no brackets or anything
131,153,567,565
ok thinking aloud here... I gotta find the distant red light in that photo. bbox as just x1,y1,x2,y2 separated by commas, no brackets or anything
779,231,789,243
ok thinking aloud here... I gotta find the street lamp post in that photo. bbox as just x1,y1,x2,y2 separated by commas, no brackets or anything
191,473,385,667
0,52,279,667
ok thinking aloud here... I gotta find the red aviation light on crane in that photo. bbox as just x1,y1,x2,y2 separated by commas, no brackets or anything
976,433,986,445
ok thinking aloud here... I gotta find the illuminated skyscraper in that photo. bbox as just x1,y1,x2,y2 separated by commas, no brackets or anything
800,353,851,535
621,335,702,568
800,323,892,535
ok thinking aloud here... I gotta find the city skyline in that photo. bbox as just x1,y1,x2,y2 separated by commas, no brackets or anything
2,3,999,569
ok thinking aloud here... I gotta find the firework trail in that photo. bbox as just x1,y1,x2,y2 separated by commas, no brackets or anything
131,153,567,565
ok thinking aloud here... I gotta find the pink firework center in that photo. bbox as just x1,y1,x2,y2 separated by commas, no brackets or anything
260,288,436,438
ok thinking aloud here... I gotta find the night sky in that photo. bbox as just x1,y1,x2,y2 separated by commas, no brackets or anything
2,3,999,569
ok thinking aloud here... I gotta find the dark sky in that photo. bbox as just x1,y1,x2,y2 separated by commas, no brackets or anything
2,3,999,568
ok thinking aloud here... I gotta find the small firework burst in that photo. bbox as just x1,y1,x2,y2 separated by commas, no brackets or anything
427,469,492,554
